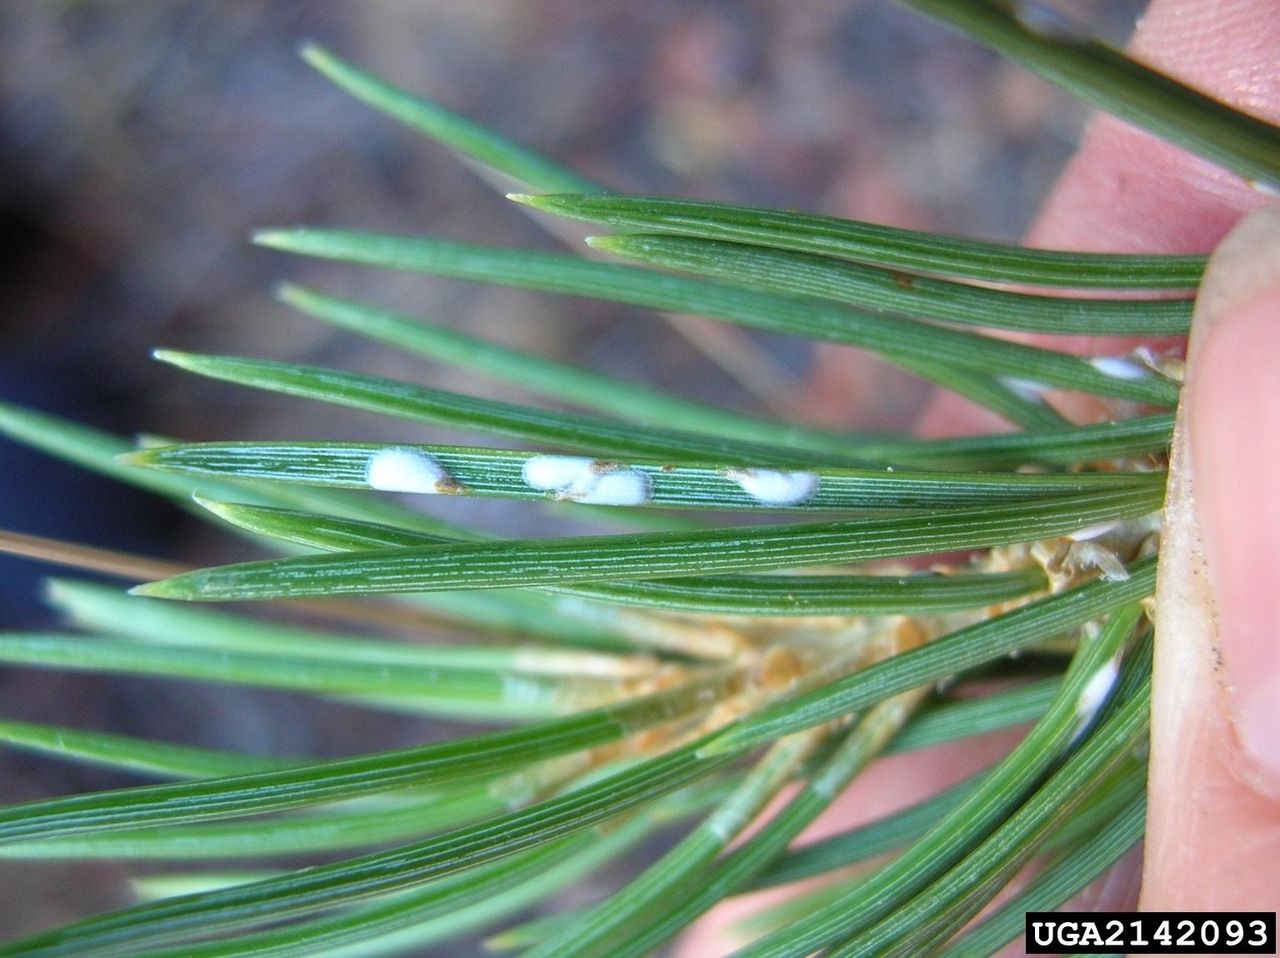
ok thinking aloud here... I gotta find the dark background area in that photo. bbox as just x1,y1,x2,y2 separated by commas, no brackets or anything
0,0,1144,950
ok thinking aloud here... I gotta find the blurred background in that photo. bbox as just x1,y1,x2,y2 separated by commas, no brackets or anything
0,0,1144,948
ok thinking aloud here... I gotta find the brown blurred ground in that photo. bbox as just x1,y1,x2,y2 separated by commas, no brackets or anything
0,1,1143,951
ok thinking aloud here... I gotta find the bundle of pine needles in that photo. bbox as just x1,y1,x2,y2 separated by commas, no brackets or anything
0,3,1276,956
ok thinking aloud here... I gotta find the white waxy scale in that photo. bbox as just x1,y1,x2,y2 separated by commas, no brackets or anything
997,376,1051,403
725,468,820,506
1089,356,1150,380
521,455,595,491
1067,521,1120,542
1131,345,1160,369
1073,657,1120,743
521,455,652,506
365,447,455,494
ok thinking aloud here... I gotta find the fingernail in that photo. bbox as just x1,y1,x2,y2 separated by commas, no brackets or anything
1186,207,1280,779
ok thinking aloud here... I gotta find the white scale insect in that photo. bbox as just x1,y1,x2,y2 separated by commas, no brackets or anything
522,455,653,506
364,447,459,494
996,376,1051,403
724,467,820,506
1072,656,1121,743
1088,355,1151,381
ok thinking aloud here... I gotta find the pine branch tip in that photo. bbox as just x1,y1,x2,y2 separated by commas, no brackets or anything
251,228,293,250
128,574,201,600
150,348,188,366
273,280,304,303
38,577,74,607
296,40,327,65
190,495,237,521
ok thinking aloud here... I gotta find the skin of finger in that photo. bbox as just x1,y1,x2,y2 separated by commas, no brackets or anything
1020,0,1280,921
673,1,1280,953
922,0,1280,934
1144,221,1280,918
824,0,1280,437
916,0,1280,435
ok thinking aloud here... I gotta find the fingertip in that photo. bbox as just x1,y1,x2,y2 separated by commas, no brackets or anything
1186,281,1280,783
1028,0,1280,258
1143,208,1280,911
